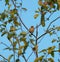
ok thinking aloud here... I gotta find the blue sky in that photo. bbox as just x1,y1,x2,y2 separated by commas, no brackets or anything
0,0,60,62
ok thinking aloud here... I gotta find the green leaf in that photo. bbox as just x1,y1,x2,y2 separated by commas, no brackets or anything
34,56,44,62
51,51,54,57
8,4,11,9
0,28,5,32
4,47,12,50
47,46,55,54
48,58,54,62
14,20,20,26
41,14,45,27
16,59,20,62
57,3,59,10
38,0,43,6
8,19,12,23
49,31,53,36
19,46,25,49
23,42,29,53
20,37,26,41
8,54,13,62
22,8,27,11
43,59,48,62
57,0,60,9
18,50,22,56
56,26,60,31
10,26,16,32
1,13,6,20
52,39,57,43
34,58,39,62
1,31,7,36
30,39,35,45
5,0,9,5
34,14,39,19
20,32,27,37
7,33,15,40
2,23,6,27
13,41,17,47
35,10,39,13
39,49,47,53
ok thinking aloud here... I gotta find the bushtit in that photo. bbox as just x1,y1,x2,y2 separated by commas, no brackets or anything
29,26,34,34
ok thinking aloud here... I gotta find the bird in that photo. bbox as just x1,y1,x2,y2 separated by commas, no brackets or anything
29,26,34,34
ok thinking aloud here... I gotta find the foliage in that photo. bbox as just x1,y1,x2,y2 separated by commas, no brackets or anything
0,0,60,62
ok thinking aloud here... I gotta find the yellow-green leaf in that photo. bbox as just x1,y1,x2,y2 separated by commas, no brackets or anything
30,39,35,45
20,32,27,37
18,50,22,56
34,57,39,62
47,46,55,54
5,0,9,5
16,59,20,62
38,0,43,6
8,4,11,9
14,20,20,26
20,37,26,41
19,46,25,49
1,31,7,36
34,14,39,19
41,14,45,27
51,51,54,57
13,41,17,47
8,54,13,62
49,31,53,36
7,33,15,40
56,26,60,31
10,26,16,32
22,8,27,11
39,49,47,53
52,39,57,43
48,58,54,62
57,0,60,9
34,56,44,62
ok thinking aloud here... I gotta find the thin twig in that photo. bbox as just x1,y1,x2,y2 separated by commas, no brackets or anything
35,25,38,58
0,55,8,61
27,52,33,61
15,37,20,59
22,54,27,62
38,36,45,44
13,37,15,62
0,42,10,48
47,16,60,30
34,23,41,29
47,12,55,20
37,32,47,40
59,43,60,55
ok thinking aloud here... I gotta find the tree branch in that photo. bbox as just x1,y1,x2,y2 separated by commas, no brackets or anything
22,54,27,62
47,11,55,20
37,32,47,40
37,16,60,40
27,52,33,62
0,55,8,61
0,42,9,48
47,16,60,30
11,0,36,38
13,37,15,62
35,25,38,58
38,36,45,44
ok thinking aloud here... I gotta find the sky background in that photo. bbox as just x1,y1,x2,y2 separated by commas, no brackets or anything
0,0,60,62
